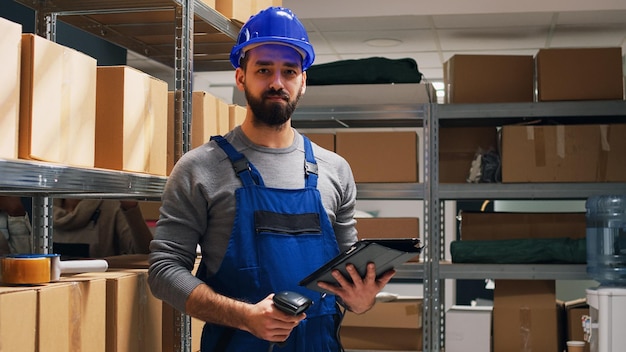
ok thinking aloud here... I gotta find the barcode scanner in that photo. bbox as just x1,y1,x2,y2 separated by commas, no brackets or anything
269,291,312,351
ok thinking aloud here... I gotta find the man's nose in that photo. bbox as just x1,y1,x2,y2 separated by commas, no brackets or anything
269,71,285,90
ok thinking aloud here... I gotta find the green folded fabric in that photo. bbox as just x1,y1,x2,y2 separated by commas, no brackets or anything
450,237,586,264
306,57,422,86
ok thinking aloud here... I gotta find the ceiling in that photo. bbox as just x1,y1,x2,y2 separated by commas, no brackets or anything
128,0,626,101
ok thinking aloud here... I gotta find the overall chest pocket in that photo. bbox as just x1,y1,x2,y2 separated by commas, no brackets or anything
254,211,321,236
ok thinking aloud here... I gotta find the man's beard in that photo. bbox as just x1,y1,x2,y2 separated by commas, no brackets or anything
244,87,301,128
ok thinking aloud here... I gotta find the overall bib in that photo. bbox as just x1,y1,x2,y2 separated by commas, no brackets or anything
198,135,342,352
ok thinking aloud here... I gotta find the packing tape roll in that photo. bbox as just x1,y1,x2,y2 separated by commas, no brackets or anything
1,254,51,284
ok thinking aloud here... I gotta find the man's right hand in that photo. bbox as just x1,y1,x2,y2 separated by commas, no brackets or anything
244,293,306,343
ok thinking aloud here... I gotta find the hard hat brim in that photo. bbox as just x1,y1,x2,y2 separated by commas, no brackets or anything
230,37,315,70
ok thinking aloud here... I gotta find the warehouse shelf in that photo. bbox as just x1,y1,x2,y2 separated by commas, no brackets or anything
0,158,166,199
356,183,424,200
435,99,626,126
15,0,240,71
439,182,626,200
395,262,589,281
292,103,427,128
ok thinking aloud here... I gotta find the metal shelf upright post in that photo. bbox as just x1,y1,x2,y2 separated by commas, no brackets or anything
422,102,445,352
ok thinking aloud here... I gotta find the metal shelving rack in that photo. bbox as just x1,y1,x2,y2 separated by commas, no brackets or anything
295,99,626,352
7,1,626,349
7,1,240,351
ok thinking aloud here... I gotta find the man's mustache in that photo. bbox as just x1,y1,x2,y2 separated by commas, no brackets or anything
263,89,290,100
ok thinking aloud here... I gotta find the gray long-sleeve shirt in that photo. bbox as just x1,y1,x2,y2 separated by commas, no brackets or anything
148,126,358,313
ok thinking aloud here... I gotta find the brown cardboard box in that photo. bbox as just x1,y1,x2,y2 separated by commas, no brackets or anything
0,17,22,159
355,217,420,262
167,91,220,174
37,283,73,352
439,127,498,183
444,54,534,103
460,212,586,241
565,299,590,352
536,48,624,101
19,33,97,167
216,98,230,135
493,280,565,352
102,254,204,352
56,277,107,352
37,281,106,352
228,104,246,131
75,270,163,352
215,0,253,23
95,66,168,176
138,200,162,221
336,131,418,183
501,124,626,182
253,0,274,13
0,287,37,351
341,299,423,351
303,133,335,152
198,0,216,8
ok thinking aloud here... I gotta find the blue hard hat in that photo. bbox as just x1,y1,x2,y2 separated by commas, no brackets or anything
230,7,315,71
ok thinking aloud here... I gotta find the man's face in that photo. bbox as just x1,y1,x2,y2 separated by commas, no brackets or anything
236,44,306,128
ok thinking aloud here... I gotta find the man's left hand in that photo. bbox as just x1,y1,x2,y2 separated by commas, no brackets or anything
316,262,395,314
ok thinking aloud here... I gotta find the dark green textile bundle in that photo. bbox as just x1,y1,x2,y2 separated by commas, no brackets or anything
450,238,586,264
306,57,422,85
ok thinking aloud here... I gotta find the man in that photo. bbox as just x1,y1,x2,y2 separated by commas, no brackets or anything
148,7,395,351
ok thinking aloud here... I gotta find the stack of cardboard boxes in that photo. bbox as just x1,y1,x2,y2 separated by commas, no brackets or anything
0,261,203,352
442,48,625,184
442,48,624,352
0,15,251,177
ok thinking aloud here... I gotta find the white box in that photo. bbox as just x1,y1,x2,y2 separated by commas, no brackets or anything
445,305,492,352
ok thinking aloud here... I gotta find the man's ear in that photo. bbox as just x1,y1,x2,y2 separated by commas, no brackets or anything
235,68,245,91
301,71,307,95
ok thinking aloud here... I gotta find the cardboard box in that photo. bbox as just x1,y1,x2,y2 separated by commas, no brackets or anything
565,298,590,352
460,212,586,241
445,305,492,352
355,217,420,262
75,270,163,352
167,91,219,174
102,255,204,352
340,299,423,351
303,133,335,152
1,279,106,352
336,131,418,183
493,280,565,352
253,0,274,13
95,66,168,176
56,278,107,352
228,104,246,131
19,33,97,167
215,0,253,23
198,0,215,8
216,98,230,135
0,17,22,159
536,48,624,101
444,54,534,103
0,287,37,351
501,124,626,182
439,127,498,183
138,200,162,221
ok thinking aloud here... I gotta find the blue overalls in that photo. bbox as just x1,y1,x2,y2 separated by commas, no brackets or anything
198,135,342,352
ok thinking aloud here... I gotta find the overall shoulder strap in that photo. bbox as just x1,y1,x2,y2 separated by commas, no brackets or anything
302,135,318,188
210,135,264,186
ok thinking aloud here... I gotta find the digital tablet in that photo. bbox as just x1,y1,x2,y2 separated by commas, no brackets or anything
298,238,422,294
